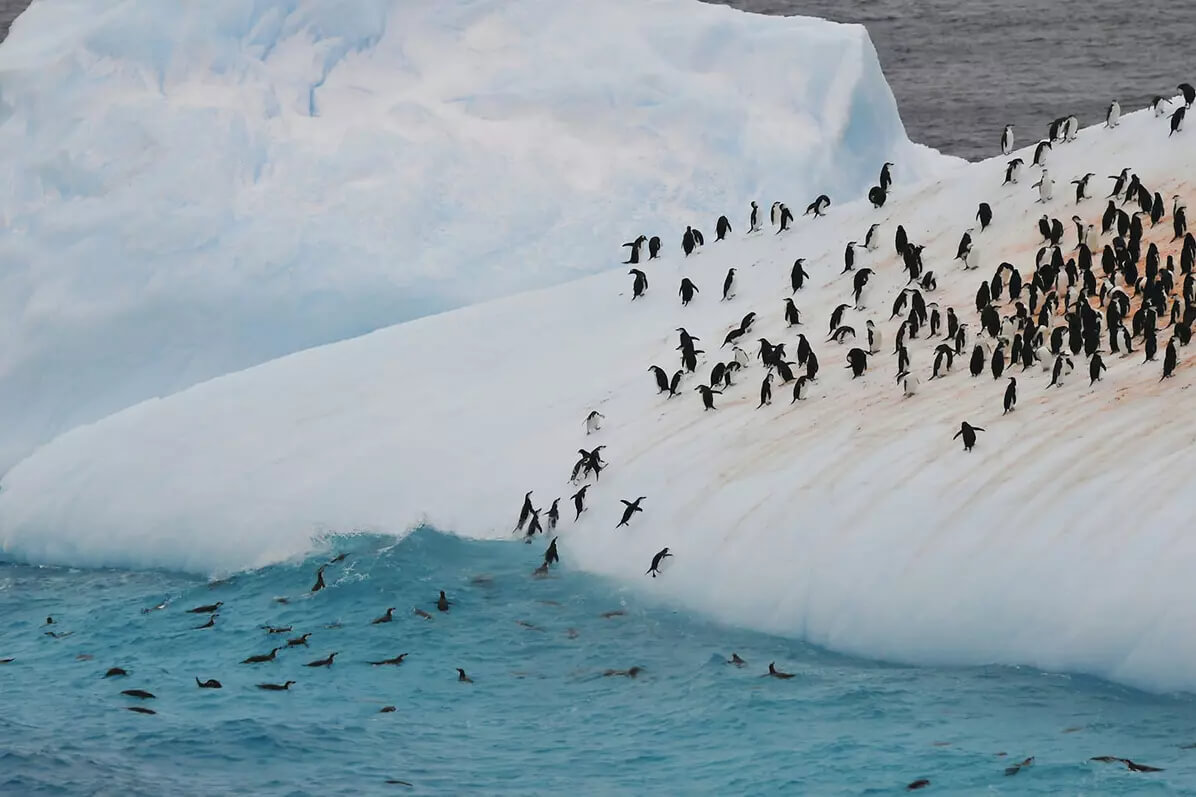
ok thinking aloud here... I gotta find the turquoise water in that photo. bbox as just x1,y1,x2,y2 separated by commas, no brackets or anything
2,528,1194,794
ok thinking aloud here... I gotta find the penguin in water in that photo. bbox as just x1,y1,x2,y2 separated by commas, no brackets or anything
977,203,993,231
584,410,604,435
695,384,721,410
646,548,672,578
791,259,809,293
716,215,732,241
1001,124,1014,155
616,497,645,528
757,373,773,408
679,277,699,306
571,485,589,521
1106,100,1120,128
544,537,559,567
953,422,985,452
722,268,737,301
622,235,646,264
805,194,830,218
1072,173,1094,203
1003,377,1017,414
437,590,451,612
749,201,761,233
784,298,802,326
648,236,661,259
628,269,647,299
1004,158,1024,185
1033,169,1054,203
1171,106,1187,137
546,498,560,531
311,565,326,593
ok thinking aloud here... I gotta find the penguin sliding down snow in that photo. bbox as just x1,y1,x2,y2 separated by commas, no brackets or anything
646,548,672,578
1003,377,1017,414
616,497,645,528
722,268,737,301
629,269,647,299
1001,124,1014,155
679,278,699,306
953,421,985,452
585,410,604,435
716,215,732,241
805,194,830,218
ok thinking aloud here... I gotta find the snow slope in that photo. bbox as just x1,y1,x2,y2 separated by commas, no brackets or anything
6,105,1195,688
0,0,951,473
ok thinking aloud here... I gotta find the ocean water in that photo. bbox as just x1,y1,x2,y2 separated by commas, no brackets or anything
2,528,1194,794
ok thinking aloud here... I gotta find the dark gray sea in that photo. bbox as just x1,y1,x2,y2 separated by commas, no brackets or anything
716,0,1193,160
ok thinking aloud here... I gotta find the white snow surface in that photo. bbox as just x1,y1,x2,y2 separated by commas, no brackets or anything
6,100,1196,691
0,0,951,472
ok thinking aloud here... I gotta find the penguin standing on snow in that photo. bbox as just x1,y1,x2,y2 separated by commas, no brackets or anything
584,410,604,435
1033,169,1054,203
843,242,859,273
749,201,761,233
1089,352,1106,385
1072,173,1094,203
846,347,868,378
682,227,697,256
791,259,809,293
977,203,993,231
716,215,732,241
784,298,802,326
1171,106,1186,137
646,548,672,578
757,373,773,408
623,235,646,264
629,269,647,299
679,278,699,306
956,229,973,262
1003,377,1017,414
1004,158,1024,185
880,162,894,192
1106,100,1121,128
1180,82,1196,107
722,268,737,301
695,384,721,410
1151,96,1170,117
1162,337,1178,380
648,236,661,259
864,223,881,251
791,375,810,402
777,204,794,232
1001,124,1014,155
953,422,985,452
866,320,881,353
805,194,830,218
868,185,887,208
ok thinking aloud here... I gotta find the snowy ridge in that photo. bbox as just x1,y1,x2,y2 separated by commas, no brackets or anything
6,100,1196,691
0,0,951,472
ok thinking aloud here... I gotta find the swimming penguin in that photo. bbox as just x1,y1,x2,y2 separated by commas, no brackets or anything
616,497,645,528
257,680,296,691
764,662,795,679
305,652,337,668
544,537,559,567
370,653,409,666
722,268,737,301
648,236,661,259
679,277,699,306
437,591,450,612
1003,377,1017,414
456,668,473,683
1072,173,1094,204
311,565,326,593
194,615,217,630
187,602,222,614
1033,169,1054,202
241,648,281,664
371,608,396,625
1162,337,1178,380
757,373,773,408
846,347,869,378
728,653,747,667
104,667,129,678
196,678,222,689
790,259,809,293
1001,124,1014,155
953,422,985,452
287,633,311,647
1004,158,1024,185
628,268,648,300
716,215,732,241
880,161,894,192
571,485,590,520
584,411,604,435
977,203,993,230
622,235,646,264
1171,106,1187,136
867,185,886,208
784,298,802,326
1032,140,1051,167
749,201,761,233
1106,100,1120,128
805,194,830,218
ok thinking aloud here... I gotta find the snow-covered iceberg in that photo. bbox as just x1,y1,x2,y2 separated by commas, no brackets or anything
0,0,952,471
4,100,1194,691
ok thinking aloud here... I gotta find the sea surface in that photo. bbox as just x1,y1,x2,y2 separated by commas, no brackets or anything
3,529,1195,795
716,0,1194,161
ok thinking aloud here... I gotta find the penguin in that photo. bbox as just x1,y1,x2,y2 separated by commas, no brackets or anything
899,371,919,398
991,342,1006,379
770,201,780,228
956,229,973,261
846,347,868,378
784,298,802,326
544,536,559,566
977,203,993,231
1003,377,1017,414
842,241,859,273
1175,205,1188,241
829,326,856,343
682,227,696,256
648,365,669,394
1151,192,1165,226
676,277,699,306
790,258,809,293
622,235,646,264
196,678,222,689
305,652,337,668
895,224,909,256
1151,95,1170,117
287,633,311,647
1064,114,1080,141
546,498,560,531
1181,82,1196,108
616,497,645,528
187,602,222,614
1171,106,1186,136
629,269,647,299
733,345,750,369
867,186,886,208
1072,173,1094,204
969,344,985,377
646,548,672,578
1105,100,1120,128
866,320,881,353
241,647,281,664
584,410,604,435
648,236,661,259
852,268,873,307
790,376,810,402
667,369,684,395
764,662,795,679
105,667,129,678
369,653,408,666
757,373,773,408
571,485,589,521
1004,158,1024,185
1049,354,1066,387
516,491,535,531
1001,124,1014,155
1033,169,1054,202
805,194,830,218
1032,140,1051,167
193,615,217,630
806,350,820,381
257,680,296,691
1162,337,1178,380
456,668,473,683
437,590,451,612
716,215,732,241
953,422,985,452
722,268,737,301
829,303,850,334
727,653,748,667
777,204,793,232
1089,352,1106,385
880,162,893,192
862,223,881,252
695,384,721,410
931,345,953,379
371,608,395,625
311,565,326,593
749,201,761,233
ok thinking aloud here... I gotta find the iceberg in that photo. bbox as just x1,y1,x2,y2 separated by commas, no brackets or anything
0,0,953,471
3,99,1194,691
